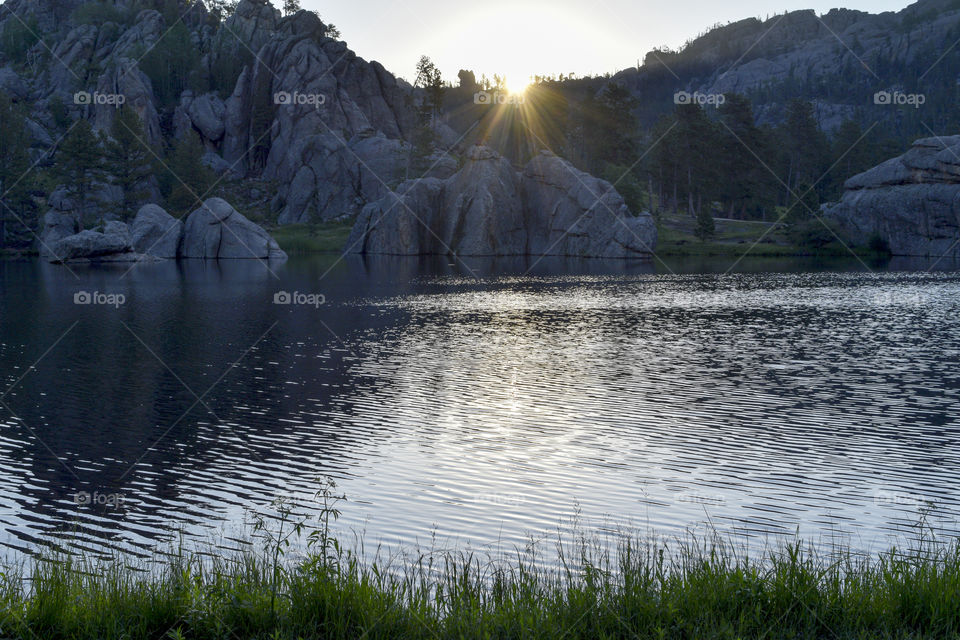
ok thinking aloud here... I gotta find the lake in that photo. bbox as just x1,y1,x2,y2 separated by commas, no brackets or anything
0,254,958,562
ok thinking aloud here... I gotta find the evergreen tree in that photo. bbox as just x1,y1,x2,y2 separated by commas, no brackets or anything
58,119,105,229
784,181,820,227
671,103,720,217
695,202,716,241
282,0,300,15
778,99,829,204
414,56,444,121
162,133,214,216
718,93,774,219
102,106,153,220
0,95,31,248
583,82,639,172
140,22,200,107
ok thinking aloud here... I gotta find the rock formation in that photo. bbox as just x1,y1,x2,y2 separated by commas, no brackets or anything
614,0,960,130
41,200,286,263
181,198,287,260
347,147,657,258
130,204,182,258
825,136,960,257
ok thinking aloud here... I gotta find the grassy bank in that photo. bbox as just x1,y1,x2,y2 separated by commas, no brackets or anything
270,221,355,255
1,511,958,638
654,210,886,259
263,213,887,262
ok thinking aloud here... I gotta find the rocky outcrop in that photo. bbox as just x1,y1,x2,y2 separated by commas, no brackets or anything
0,0,424,226
42,200,285,262
825,136,960,257
216,5,419,221
276,129,420,224
522,151,659,258
91,57,162,146
131,204,182,258
615,0,960,130
39,210,80,260
347,147,657,258
181,198,287,260
48,223,132,262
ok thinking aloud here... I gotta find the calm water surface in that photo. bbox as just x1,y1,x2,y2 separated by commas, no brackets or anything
0,254,958,560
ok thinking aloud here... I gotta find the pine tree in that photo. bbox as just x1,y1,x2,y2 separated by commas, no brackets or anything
695,203,716,241
282,0,300,16
718,93,775,219
162,133,214,216
102,106,153,220
0,95,31,248
414,56,444,121
58,118,105,229
779,99,829,204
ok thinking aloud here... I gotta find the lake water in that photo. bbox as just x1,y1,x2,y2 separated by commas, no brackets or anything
1,254,959,562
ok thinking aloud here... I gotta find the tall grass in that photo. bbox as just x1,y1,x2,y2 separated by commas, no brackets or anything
0,493,957,639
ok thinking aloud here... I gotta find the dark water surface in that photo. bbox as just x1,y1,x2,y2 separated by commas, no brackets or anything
0,254,958,560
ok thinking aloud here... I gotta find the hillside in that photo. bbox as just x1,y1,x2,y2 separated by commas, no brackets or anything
0,0,429,250
613,0,960,134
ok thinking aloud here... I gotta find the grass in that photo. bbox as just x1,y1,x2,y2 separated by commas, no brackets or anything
0,485,958,640
653,210,886,259
270,221,355,255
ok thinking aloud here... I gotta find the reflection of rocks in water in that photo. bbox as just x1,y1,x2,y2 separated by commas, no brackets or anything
2,259,359,556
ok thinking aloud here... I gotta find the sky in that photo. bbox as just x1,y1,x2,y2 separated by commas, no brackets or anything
298,0,914,90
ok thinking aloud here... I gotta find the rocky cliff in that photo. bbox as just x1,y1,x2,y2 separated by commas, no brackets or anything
614,0,960,131
826,136,960,258
0,0,421,224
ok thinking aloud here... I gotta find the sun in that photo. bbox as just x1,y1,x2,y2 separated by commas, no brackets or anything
505,77,531,95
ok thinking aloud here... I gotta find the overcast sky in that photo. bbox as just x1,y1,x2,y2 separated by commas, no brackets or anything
297,0,913,88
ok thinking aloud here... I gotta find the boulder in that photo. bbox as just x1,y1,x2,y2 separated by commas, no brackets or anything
348,146,657,258
187,93,226,142
130,204,182,258
47,226,132,263
39,210,80,259
826,136,960,257
181,198,287,260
